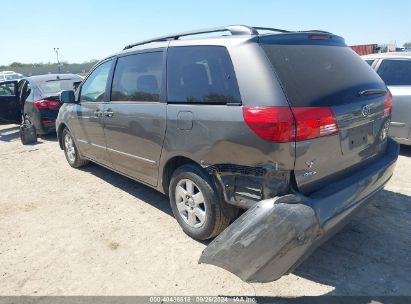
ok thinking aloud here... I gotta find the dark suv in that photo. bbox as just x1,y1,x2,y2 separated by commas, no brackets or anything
57,25,399,282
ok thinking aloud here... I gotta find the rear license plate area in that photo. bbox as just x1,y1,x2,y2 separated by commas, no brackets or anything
348,122,373,150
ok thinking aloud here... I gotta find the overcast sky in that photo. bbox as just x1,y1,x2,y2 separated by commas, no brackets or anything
2,0,410,65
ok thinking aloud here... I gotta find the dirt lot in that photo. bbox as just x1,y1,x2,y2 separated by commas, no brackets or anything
0,123,410,296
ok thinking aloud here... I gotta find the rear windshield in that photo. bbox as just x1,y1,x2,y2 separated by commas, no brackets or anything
261,43,385,107
37,79,80,95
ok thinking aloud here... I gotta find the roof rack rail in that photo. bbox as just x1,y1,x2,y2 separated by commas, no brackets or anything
123,25,259,50
252,26,290,33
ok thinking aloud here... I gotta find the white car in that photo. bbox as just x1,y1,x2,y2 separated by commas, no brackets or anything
0,71,24,82
363,52,411,145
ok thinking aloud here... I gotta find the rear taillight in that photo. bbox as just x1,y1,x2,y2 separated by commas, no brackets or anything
34,99,60,109
383,90,393,118
243,106,339,142
242,107,295,142
292,107,339,141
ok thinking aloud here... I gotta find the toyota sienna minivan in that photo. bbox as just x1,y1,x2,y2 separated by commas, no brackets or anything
56,25,399,282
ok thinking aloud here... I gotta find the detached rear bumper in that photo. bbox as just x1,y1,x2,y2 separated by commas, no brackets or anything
199,138,399,283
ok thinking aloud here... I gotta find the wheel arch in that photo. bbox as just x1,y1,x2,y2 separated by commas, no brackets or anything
161,156,201,195
57,123,68,150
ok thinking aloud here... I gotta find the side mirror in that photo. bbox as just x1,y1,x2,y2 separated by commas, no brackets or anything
60,90,76,103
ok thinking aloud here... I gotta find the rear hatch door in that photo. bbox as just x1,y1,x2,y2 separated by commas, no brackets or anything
260,34,389,195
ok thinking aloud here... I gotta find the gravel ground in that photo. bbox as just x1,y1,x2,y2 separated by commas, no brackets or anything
0,123,410,296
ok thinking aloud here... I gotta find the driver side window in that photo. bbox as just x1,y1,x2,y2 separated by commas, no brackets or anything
80,60,113,103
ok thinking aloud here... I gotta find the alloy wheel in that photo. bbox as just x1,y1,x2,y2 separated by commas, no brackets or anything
64,134,76,163
175,179,207,228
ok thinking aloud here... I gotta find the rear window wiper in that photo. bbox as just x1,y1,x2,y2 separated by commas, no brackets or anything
358,89,387,96
45,79,73,82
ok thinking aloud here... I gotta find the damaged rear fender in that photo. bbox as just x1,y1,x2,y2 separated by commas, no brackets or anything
199,140,397,283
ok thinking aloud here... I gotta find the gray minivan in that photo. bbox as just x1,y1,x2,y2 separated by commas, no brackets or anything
56,25,399,282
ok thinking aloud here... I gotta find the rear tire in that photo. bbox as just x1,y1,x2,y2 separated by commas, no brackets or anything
62,128,89,168
169,164,230,240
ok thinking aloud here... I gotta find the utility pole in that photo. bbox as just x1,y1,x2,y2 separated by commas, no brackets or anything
54,48,60,73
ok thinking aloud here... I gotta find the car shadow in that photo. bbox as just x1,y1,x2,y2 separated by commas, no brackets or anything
79,161,411,295
0,124,58,143
79,163,173,217
79,162,218,246
293,189,411,295
400,144,411,157
0,125,20,142
39,133,58,142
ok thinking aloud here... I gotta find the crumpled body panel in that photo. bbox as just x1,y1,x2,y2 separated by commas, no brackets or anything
199,138,399,283
199,195,320,283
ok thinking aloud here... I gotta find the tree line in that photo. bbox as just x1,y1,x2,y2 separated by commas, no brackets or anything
0,60,99,69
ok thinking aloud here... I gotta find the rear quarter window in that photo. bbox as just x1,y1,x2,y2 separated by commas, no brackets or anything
377,59,411,86
167,46,241,104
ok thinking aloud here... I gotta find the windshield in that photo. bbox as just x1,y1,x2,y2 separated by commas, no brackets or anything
37,79,80,95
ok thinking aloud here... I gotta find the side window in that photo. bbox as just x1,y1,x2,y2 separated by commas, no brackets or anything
377,59,411,86
80,60,113,102
365,60,374,66
111,52,163,102
24,83,33,101
19,81,32,103
167,46,241,104
0,82,15,97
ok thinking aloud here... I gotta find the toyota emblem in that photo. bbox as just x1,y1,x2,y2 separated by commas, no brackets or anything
361,105,370,117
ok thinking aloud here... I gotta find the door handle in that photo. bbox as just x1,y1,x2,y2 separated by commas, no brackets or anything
94,109,102,117
104,109,114,118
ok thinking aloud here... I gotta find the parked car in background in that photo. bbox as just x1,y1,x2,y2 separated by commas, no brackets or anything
363,52,411,145
0,74,83,134
56,25,399,283
0,71,24,82
21,74,84,135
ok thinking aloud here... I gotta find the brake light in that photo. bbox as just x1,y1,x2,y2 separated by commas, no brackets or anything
34,99,60,109
309,35,331,40
243,106,339,142
242,107,295,142
292,107,339,141
383,90,393,118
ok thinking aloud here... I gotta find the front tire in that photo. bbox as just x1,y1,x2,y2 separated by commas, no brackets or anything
62,128,89,168
169,164,230,240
